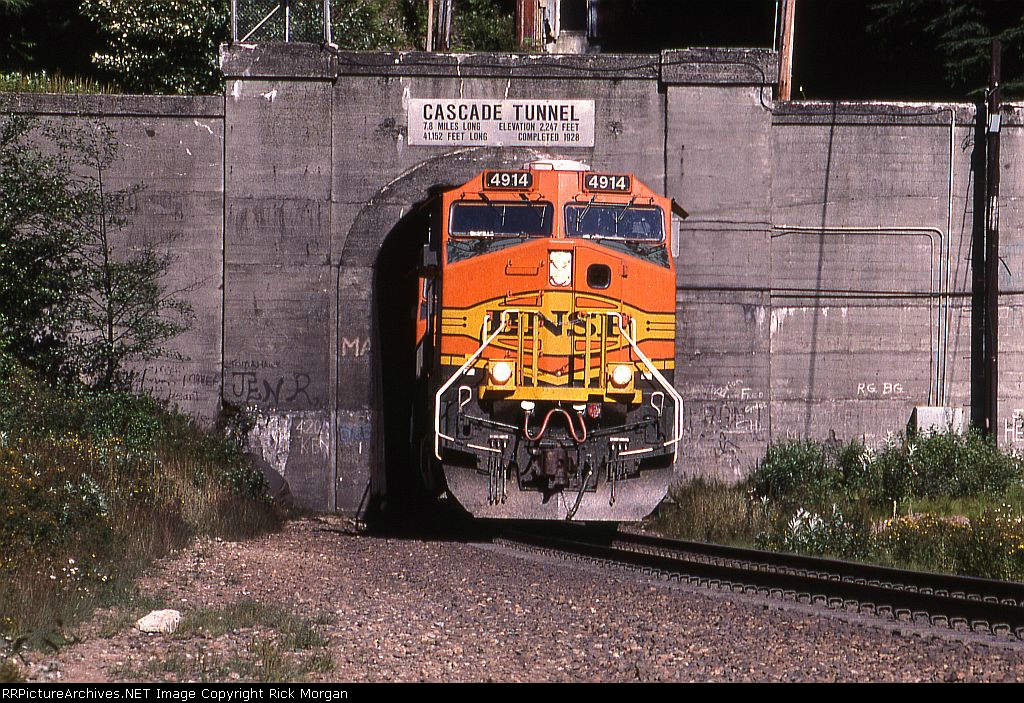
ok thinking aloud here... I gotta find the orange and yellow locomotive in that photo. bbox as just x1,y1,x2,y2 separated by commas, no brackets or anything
414,161,682,521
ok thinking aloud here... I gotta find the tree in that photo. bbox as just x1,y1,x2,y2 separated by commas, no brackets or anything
0,0,35,73
0,115,193,389
80,0,230,95
451,0,514,52
67,123,194,391
1,0,104,81
330,0,415,49
0,115,87,379
77,1,515,93
870,0,1024,95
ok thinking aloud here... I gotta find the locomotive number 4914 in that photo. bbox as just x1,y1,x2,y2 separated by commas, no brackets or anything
484,170,533,189
584,173,632,192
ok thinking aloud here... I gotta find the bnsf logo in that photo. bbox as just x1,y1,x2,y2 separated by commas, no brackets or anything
485,171,533,189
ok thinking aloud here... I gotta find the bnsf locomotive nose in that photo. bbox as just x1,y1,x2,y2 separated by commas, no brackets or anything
420,165,680,521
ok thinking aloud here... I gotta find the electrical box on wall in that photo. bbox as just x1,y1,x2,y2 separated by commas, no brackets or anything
908,406,965,436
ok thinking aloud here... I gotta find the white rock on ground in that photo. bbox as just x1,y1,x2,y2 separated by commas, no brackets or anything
135,610,181,634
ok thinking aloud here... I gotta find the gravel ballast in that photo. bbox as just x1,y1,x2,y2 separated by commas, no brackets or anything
21,516,1024,682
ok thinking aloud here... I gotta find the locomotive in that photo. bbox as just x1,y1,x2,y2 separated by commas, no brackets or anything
412,161,683,521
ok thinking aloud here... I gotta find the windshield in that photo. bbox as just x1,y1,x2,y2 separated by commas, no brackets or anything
565,203,664,241
450,201,553,238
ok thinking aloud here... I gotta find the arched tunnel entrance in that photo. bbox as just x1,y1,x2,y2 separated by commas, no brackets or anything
371,194,437,521
340,147,566,524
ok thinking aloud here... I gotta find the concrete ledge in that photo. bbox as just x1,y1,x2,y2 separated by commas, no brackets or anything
0,93,223,117
333,50,659,80
221,42,337,79
773,100,975,126
221,43,786,85
660,48,778,86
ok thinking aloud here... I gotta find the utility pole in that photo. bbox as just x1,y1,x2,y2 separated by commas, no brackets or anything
516,0,539,50
984,39,1002,440
778,0,796,100
426,0,434,51
433,0,452,51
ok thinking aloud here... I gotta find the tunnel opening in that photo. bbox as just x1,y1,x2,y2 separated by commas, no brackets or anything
369,188,449,527
341,148,549,525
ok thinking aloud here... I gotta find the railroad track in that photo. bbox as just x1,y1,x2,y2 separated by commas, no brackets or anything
497,528,1024,639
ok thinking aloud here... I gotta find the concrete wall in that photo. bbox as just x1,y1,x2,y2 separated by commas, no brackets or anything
0,93,225,426
9,44,1024,512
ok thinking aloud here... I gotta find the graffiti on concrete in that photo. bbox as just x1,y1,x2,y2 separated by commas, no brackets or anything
856,382,906,397
682,401,768,438
249,410,332,477
680,378,769,478
337,420,372,443
226,371,314,405
341,336,371,358
133,364,219,412
1005,409,1024,447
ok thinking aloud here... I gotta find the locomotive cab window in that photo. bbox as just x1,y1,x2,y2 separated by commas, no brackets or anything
565,203,664,241
450,201,553,238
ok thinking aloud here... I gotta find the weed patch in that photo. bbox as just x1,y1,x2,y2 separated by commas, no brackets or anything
0,363,283,652
650,478,773,545
655,431,1024,581
141,601,334,683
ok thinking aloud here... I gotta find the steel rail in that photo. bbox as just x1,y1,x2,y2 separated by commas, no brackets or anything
499,530,1024,638
613,531,1024,605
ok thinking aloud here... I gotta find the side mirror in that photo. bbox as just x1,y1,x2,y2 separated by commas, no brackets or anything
671,215,682,260
420,241,439,275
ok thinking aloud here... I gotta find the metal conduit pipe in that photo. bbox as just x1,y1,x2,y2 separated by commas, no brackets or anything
940,107,957,407
773,105,961,407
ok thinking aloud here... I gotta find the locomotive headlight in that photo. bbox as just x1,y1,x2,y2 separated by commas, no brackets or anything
489,361,514,385
610,364,634,388
549,251,572,287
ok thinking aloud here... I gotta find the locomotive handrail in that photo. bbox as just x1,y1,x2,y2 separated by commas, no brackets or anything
611,313,683,460
434,309,517,461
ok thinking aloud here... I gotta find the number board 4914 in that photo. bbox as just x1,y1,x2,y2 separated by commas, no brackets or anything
483,170,534,190
583,173,632,193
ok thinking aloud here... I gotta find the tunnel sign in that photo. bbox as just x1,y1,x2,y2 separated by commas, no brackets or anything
408,99,595,147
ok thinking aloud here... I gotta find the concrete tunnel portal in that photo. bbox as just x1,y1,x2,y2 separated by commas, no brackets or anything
358,148,570,518
6,45,1012,515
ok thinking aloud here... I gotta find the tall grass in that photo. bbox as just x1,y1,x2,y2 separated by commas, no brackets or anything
651,478,771,546
0,72,117,95
0,359,282,659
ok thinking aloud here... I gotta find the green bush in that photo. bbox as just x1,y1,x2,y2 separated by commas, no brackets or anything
657,431,1024,579
875,508,1024,581
749,431,1024,510
749,439,846,507
452,0,515,51
873,430,1024,504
